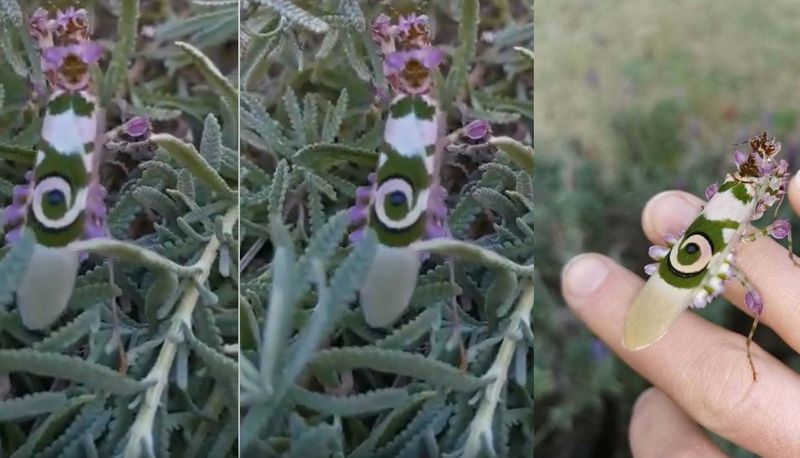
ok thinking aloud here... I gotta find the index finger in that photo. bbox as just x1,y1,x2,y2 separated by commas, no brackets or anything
561,254,800,456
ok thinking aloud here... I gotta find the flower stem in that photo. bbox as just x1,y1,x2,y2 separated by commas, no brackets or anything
462,280,533,458
123,206,238,458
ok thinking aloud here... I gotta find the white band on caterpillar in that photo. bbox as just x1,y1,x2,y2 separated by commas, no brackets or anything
31,176,87,229
373,178,429,229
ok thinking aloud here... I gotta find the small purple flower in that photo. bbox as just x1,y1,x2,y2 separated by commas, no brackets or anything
705,182,719,200
43,42,103,71
2,205,24,227
123,116,151,140
56,7,88,31
768,219,790,239
398,13,429,34
465,119,491,141
355,185,372,204
348,227,365,244
745,290,763,315
384,47,443,75
733,149,748,168
347,206,368,226
644,263,658,276
753,153,776,175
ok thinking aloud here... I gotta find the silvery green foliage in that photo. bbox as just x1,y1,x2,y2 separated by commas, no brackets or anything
0,1,238,456
240,1,533,456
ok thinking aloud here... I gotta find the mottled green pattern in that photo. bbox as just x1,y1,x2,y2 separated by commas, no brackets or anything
658,215,739,288
369,144,430,247
36,143,89,188
370,208,427,246
46,91,95,117
376,143,429,188
27,209,85,247
26,142,89,247
389,95,436,120
718,180,752,203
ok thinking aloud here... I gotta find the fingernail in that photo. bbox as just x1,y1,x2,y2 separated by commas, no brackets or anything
646,191,700,239
562,254,609,300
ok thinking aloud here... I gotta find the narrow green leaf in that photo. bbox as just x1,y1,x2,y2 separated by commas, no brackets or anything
0,228,34,306
310,348,488,391
101,0,139,106
261,0,330,33
175,41,238,115
289,386,410,416
151,133,235,198
490,136,534,173
0,392,68,422
0,350,144,394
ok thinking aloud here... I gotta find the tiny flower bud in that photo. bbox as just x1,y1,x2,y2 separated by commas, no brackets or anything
768,219,790,239
465,119,491,141
745,290,763,315
123,116,151,140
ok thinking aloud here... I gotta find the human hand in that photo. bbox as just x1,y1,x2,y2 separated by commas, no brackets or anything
560,177,800,457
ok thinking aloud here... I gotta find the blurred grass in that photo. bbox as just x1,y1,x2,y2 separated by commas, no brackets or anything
534,1,800,456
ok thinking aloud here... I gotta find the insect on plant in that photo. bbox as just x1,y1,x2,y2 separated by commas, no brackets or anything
348,2,497,330
4,7,110,331
347,4,450,328
623,132,799,380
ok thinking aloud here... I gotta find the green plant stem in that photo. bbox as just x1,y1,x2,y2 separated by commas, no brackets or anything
462,280,534,458
68,238,201,277
123,206,238,458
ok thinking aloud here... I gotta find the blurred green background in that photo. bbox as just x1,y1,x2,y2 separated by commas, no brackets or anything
534,1,800,456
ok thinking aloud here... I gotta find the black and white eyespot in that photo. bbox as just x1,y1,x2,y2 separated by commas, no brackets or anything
31,175,86,230
373,177,428,230
667,233,714,277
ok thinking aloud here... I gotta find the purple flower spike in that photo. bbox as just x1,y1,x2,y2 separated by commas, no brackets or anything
705,182,719,200
745,290,763,315
734,149,748,167
768,219,790,239
123,116,151,140
465,119,491,141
